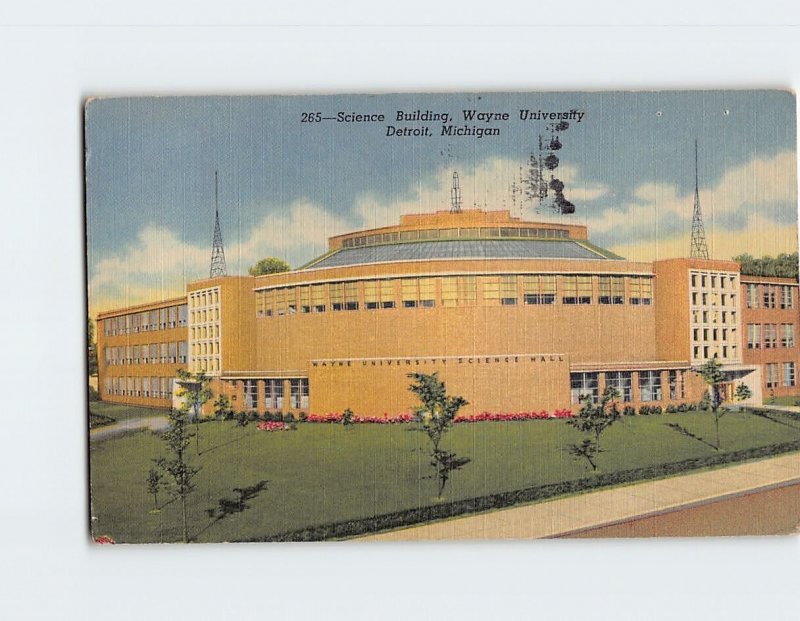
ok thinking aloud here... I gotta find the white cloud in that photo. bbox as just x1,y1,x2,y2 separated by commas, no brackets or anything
89,200,351,316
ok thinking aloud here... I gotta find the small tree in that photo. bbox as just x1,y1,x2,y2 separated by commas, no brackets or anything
566,386,621,450
155,408,200,542
568,439,601,472
176,369,214,454
146,468,164,510
696,356,727,449
213,394,234,420
408,372,470,498
735,382,753,414
341,408,355,427
248,257,291,276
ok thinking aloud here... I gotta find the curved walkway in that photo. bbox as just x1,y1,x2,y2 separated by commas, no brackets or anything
89,416,169,441
358,452,800,540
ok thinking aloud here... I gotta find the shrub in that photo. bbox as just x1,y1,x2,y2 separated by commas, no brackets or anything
666,404,677,414
284,412,296,424
622,405,636,417
88,385,100,402
236,411,248,427
650,406,663,415
299,411,308,423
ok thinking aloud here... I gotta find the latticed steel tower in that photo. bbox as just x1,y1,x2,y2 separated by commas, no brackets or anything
209,171,227,278
690,140,709,259
450,171,462,213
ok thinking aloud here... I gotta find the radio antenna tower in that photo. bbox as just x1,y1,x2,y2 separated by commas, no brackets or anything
689,140,709,259
450,171,463,213
209,171,228,277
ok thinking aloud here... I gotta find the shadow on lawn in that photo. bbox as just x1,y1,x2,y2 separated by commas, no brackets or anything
193,480,270,541
665,422,719,451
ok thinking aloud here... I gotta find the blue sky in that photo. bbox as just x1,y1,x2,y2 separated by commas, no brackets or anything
86,90,797,314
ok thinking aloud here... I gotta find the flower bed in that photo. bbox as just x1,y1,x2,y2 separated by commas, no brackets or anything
302,410,572,424
256,421,288,432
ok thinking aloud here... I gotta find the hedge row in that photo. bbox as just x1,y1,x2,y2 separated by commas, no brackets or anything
248,438,800,542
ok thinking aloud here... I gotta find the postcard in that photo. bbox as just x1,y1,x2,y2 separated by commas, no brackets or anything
86,90,800,542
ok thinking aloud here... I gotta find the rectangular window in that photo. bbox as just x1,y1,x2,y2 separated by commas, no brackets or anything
629,277,653,305
133,345,139,365
745,284,758,309
668,370,684,400
763,285,777,308
747,324,762,349
112,377,119,395
522,275,556,305
168,306,177,328
178,341,188,363
244,379,258,410
401,279,417,308
441,278,457,308
149,344,157,364
178,304,188,326
418,278,436,308
639,370,662,402
275,380,284,410
140,311,149,332
104,377,111,395
290,379,305,409
169,342,177,363
143,377,150,398
598,276,624,304
498,275,517,305
125,345,132,365
781,286,794,309
274,288,287,315
562,275,591,305
160,343,168,364
459,276,477,306
482,277,500,305
783,362,796,387
159,308,167,329
126,377,133,397
570,372,599,404
344,281,359,310
298,286,311,313
311,285,325,312
605,371,632,402
330,283,344,311
764,324,778,349
135,377,141,397
782,324,795,348
766,363,779,388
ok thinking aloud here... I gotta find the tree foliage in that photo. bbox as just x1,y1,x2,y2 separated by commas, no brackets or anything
407,372,470,498
695,356,727,449
733,252,799,279
567,386,621,450
154,408,200,542
176,369,214,454
248,257,291,276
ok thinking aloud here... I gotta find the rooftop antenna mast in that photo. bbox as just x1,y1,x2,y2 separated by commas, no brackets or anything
210,170,228,277
689,140,709,259
450,171,463,213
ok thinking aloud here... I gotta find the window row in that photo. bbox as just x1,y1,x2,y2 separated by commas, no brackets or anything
255,275,654,316
691,309,738,326
692,344,738,361
104,342,187,366
690,271,738,291
745,284,795,309
102,305,188,336
570,370,685,405
690,291,737,308
242,378,309,410
191,357,220,373
341,225,570,248
189,288,220,309
765,362,796,388
191,308,220,325
746,323,795,349
103,376,175,400
190,324,220,340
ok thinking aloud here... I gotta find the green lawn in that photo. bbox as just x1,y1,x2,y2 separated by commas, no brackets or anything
89,409,800,543
764,395,800,407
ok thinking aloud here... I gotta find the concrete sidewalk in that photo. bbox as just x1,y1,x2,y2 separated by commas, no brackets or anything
358,452,800,540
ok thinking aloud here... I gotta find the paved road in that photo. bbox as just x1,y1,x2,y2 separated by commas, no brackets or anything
89,416,169,441
565,481,800,537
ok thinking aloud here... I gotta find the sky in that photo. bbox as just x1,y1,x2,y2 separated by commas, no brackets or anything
85,90,798,316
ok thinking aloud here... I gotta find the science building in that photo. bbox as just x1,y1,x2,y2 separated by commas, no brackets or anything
96,209,800,416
